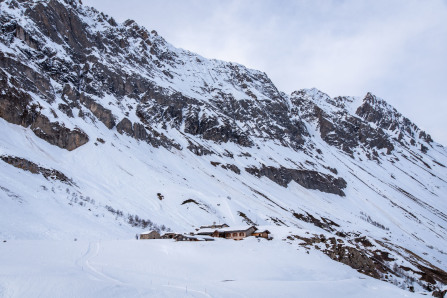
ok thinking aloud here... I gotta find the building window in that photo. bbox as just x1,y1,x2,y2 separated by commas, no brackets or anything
239,232,244,236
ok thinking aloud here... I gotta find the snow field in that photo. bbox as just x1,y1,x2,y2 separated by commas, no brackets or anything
0,238,422,298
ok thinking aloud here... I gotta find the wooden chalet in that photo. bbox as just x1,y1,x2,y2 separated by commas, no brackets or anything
161,232,177,239
252,230,271,239
196,225,257,240
175,234,215,242
141,224,271,242
139,230,160,239
175,234,197,241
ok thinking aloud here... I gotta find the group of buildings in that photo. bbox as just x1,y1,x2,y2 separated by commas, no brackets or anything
139,223,271,241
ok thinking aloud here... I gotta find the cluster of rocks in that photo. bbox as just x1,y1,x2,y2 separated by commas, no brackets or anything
0,70,89,151
292,212,340,232
291,89,433,158
291,90,394,156
245,164,347,196
356,93,433,147
210,161,241,174
0,155,74,185
286,232,447,295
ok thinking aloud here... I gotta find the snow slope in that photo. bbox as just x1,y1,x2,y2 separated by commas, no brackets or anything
0,237,424,298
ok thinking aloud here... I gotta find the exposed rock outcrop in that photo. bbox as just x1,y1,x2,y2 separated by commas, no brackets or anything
291,89,394,156
186,140,214,156
61,84,115,129
356,92,433,147
289,233,447,293
116,117,181,150
30,114,89,151
292,212,340,232
245,165,347,196
1,0,310,150
0,155,75,185
0,75,89,151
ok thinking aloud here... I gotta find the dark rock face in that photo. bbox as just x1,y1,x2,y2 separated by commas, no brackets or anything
61,84,115,129
432,289,447,298
245,165,347,196
133,123,148,141
315,105,394,155
356,92,432,147
30,114,89,151
184,112,253,147
221,163,241,175
211,161,241,174
135,90,189,130
58,103,74,118
289,233,447,293
324,242,390,278
206,93,308,149
0,75,89,151
0,155,74,185
291,234,392,279
0,71,34,126
0,0,310,151
291,89,395,156
116,118,134,136
136,89,256,147
80,95,115,129
116,117,181,150
292,212,340,232
186,140,214,156
0,53,55,102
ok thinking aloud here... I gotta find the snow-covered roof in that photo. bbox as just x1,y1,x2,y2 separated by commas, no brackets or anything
140,230,158,235
218,226,257,232
178,234,214,241
198,235,215,240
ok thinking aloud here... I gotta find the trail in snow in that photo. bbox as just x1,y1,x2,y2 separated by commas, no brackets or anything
76,241,125,285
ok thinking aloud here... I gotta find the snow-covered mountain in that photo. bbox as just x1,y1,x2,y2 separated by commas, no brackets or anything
1,0,446,296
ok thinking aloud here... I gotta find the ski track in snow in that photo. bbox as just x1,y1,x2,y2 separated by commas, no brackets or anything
0,239,428,297
76,241,125,286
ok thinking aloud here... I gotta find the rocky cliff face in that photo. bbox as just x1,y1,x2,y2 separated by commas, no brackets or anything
290,88,433,158
0,0,308,153
0,68,89,151
1,0,447,295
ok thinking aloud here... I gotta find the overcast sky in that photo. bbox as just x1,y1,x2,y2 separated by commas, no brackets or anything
84,0,447,146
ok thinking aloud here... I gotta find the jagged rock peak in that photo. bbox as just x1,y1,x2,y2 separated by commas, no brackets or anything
291,88,360,111
356,92,433,145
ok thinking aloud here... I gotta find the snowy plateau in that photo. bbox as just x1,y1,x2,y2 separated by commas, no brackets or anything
0,0,447,297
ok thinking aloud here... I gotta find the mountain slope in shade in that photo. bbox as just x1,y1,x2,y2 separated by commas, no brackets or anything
0,0,446,295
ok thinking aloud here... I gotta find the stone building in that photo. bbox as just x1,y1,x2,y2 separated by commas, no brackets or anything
252,230,271,239
139,230,160,239
197,225,257,240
